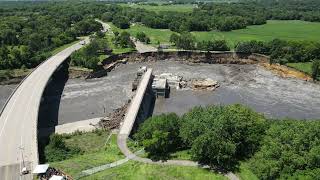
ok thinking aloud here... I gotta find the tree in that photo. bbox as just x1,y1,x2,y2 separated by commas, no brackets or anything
180,104,267,170
312,59,320,81
114,31,135,48
248,120,320,180
197,40,230,51
112,16,130,29
169,33,179,45
175,32,195,50
136,32,150,44
134,113,181,160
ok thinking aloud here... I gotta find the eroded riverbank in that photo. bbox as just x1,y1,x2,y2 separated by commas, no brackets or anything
0,60,319,127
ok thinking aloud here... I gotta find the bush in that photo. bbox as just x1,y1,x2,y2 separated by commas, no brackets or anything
114,31,135,48
134,113,181,160
136,32,150,44
312,59,320,80
44,134,82,162
197,40,230,51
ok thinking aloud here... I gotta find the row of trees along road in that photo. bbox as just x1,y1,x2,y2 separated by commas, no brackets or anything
134,104,320,179
169,32,230,51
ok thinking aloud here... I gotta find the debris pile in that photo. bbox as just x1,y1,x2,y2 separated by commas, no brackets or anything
99,100,131,130
39,167,72,180
192,78,219,91
154,73,185,89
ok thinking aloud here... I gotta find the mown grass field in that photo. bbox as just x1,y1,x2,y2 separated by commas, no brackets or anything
286,62,313,75
109,20,320,49
81,161,228,180
192,20,320,47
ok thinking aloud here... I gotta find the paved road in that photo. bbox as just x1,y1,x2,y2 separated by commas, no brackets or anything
95,19,111,33
0,38,89,180
131,37,158,53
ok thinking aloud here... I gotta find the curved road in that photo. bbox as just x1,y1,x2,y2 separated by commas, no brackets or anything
0,38,89,179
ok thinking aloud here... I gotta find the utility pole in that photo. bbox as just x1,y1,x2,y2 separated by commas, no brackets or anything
19,146,27,176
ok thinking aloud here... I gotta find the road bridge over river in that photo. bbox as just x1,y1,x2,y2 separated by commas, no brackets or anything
0,38,89,180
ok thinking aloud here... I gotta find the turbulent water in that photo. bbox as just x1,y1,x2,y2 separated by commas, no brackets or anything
0,61,319,125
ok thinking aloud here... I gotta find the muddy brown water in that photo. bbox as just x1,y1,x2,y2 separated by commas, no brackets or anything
0,61,319,126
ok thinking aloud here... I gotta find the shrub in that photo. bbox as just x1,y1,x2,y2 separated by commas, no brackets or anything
44,134,82,162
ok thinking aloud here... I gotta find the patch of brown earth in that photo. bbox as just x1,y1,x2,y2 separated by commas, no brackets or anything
261,63,311,81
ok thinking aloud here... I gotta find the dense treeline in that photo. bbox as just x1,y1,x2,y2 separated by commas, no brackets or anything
134,104,320,179
101,0,320,32
0,2,105,70
1,0,320,70
235,39,320,64
248,120,320,180
170,33,230,51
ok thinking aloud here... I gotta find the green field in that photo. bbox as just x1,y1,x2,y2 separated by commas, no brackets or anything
192,20,320,47
50,132,125,177
286,62,313,75
81,161,227,180
109,20,320,49
120,4,195,13
109,23,173,46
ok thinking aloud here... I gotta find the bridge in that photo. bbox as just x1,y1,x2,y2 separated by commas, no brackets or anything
0,38,89,180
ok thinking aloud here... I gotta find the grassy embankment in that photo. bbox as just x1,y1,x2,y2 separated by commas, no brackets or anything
48,131,228,179
128,140,258,180
286,62,313,75
109,20,320,49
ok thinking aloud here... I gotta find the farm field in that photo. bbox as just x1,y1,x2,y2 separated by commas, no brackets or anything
109,20,320,48
192,20,320,47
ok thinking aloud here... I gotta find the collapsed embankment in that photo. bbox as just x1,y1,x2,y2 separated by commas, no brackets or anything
89,51,311,81
102,51,260,65
88,51,268,79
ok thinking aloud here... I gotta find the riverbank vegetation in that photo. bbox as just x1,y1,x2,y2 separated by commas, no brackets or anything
134,104,320,179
